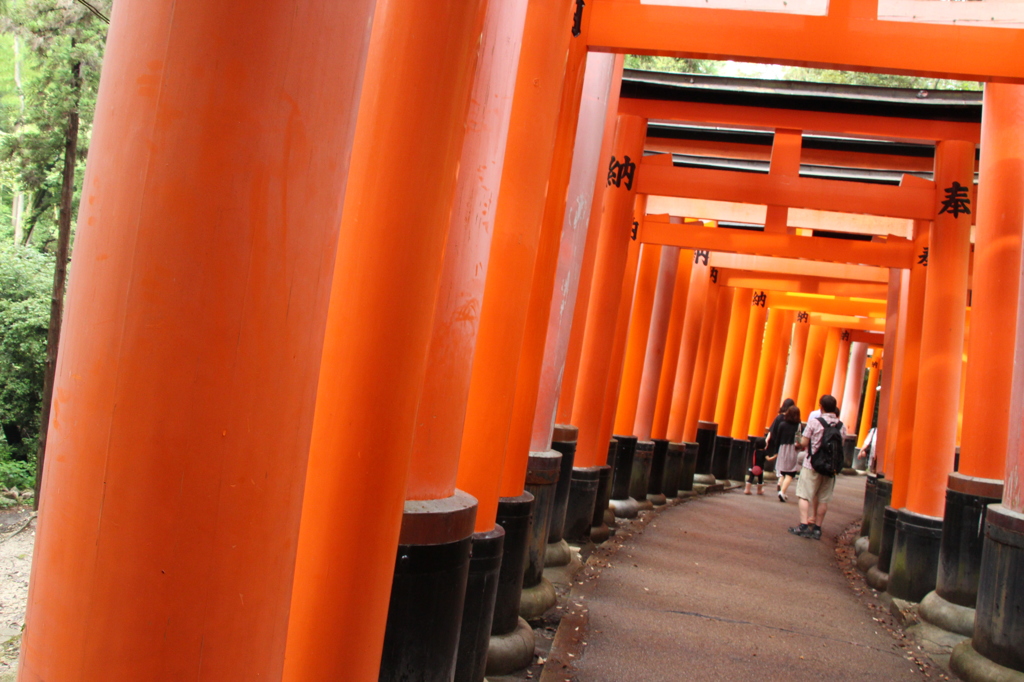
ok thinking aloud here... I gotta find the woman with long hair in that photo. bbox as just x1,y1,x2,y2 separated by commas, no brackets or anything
773,404,802,502
765,398,795,466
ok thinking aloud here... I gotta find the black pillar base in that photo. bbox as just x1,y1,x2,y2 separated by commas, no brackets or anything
711,435,732,482
590,463,613,543
888,508,944,603
455,526,505,682
647,438,669,505
609,435,639,518
564,466,600,544
491,493,534,638
695,420,718,477
547,425,578,552
678,442,698,493
936,473,1004,609
726,438,750,484
381,491,478,682
869,479,893,556
867,504,897,591
963,504,1024,675
861,474,879,538
629,440,655,510
521,451,561,620
842,434,857,472
662,441,683,498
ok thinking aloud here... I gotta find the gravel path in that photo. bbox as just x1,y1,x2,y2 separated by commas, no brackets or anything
0,508,34,677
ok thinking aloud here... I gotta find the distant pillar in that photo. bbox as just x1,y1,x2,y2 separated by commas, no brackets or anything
650,249,695,439
858,355,882,449
614,245,663,434
682,280,722,442
874,270,906,477
634,247,681,441
831,331,852,411
713,287,753,435
781,318,810,410
765,311,795,429
816,327,842,401
796,324,829,417
749,307,788,436
664,257,712,442
730,293,769,439
840,342,869,430
888,140,974,604
700,286,736,422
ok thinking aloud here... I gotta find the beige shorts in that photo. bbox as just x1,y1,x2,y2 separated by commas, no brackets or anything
796,468,836,504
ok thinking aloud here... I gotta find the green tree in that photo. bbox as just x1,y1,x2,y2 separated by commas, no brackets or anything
625,54,720,75
780,66,981,91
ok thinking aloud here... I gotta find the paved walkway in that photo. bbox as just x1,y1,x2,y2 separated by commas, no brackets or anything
550,476,933,681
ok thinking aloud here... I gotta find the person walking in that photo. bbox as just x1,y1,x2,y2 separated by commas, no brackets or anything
789,395,846,540
773,404,801,502
744,437,772,495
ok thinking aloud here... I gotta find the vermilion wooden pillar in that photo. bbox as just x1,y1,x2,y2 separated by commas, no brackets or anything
858,355,882,448
615,245,663,434
713,287,752,435
839,341,869,429
556,56,625,424
455,0,579,529
682,281,722,441
665,259,712,442
748,307,787,436
815,327,842,401
781,319,810,407
19,3,376,680
531,52,617,451
650,249,694,439
634,246,681,440
730,295,768,440
796,324,829,418
875,270,905,477
284,3,487,680
889,140,975,604
890,222,930,511
571,114,647,467
700,286,736,422
765,311,795,428
831,331,852,410
930,86,1024,641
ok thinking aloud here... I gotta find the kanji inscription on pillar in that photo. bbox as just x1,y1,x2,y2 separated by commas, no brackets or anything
631,220,638,241
797,311,809,323
938,181,971,218
752,291,766,308
710,267,718,283
607,155,636,190
841,330,851,342
572,0,585,37
917,246,929,267
694,249,709,265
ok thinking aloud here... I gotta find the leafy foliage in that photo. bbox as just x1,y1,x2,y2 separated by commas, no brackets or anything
625,55,720,75
0,241,51,461
0,457,34,488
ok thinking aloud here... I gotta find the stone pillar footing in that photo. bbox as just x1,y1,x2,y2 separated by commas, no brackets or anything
861,474,879,539
544,538,572,568
869,478,893,556
629,440,655,511
711,435,732,482
522,451,562,595
486,617,536,677
661,442,683,498
726,438,750,485
678,442,698,492
647,493,667,506
590,464,612,542
563,466,600,545
919,590,976,638
889,508,944,603
491,493,534,640
518,576,557,620
547,425,579,549
609,497,640,519
951,640,1024,682
694,421,718,477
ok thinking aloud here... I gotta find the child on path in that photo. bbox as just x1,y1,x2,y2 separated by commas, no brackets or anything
744,437,773,495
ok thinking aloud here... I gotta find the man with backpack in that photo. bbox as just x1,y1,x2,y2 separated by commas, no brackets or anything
788,394,847,540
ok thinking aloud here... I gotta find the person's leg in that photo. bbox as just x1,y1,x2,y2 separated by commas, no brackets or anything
798,497,810,524
780,474,792,495
815,502,829,526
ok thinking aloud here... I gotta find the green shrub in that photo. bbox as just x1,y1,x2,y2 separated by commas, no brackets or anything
0,458,34,489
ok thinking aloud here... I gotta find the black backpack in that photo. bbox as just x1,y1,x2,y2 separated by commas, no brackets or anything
810,417,845,477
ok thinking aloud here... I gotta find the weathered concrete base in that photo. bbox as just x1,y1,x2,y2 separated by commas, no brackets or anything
637,498,655,512
589,523,611,544
854,535,870,557
906,619,967,672
866,564,889,592
764,471,778,482
951,640,1024,682
603,508,616,526
486,617,535,677
693,473,717,486
543,550,582,588
856,551,879,575
519,576,557,620
544,538,572,568
919,589,976,638
647,493,667,506
609,497,639,519
676,489,701,499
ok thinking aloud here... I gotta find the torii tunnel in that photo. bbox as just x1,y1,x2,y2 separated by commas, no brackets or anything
17,0,1024,680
